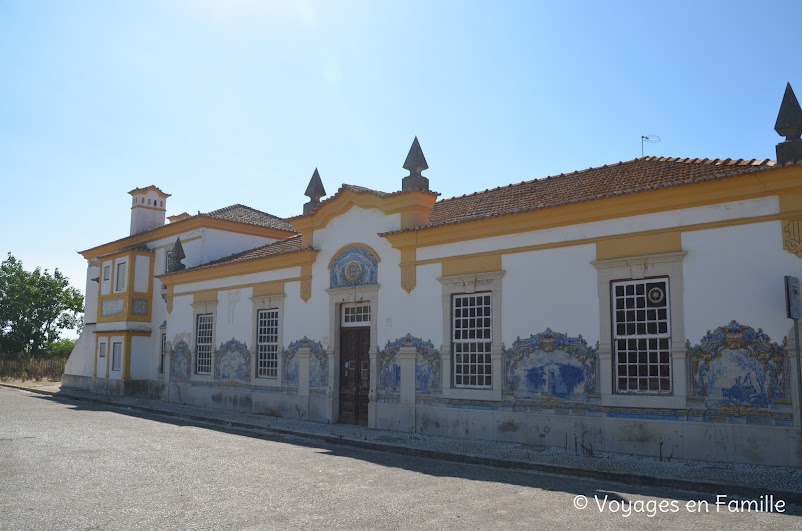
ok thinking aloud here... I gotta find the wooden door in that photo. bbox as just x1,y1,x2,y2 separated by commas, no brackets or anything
339,327,370,425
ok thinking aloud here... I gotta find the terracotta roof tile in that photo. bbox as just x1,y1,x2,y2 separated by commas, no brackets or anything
419,156,778,230
204,204,296,232
159,235,307,276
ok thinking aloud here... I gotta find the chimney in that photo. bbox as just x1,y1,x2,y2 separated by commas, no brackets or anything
775,83,802,165
402,137,430,191
129,186,170,235
303,168,326,215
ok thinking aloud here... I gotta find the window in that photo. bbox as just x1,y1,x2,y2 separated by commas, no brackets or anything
111,342,122,371
98,343,106,358
115,262,127,291
165,250,172,273
256,309,279,378
452,292,492,389
103,266,110,281
342,303,371,326
159,333,167,374
195,313,213,374
612,278,671,393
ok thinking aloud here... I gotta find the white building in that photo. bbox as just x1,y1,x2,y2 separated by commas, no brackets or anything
65,85,802,466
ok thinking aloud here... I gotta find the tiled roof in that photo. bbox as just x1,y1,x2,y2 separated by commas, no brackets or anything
204,204,296,232
423,156,778,229
160,235,306,276
96,244,153,259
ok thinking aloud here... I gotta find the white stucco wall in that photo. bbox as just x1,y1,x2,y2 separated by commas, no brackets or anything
683,220,800,343
100,260,112,295
134,255,150,293
502,243,599,344
200,228,280,265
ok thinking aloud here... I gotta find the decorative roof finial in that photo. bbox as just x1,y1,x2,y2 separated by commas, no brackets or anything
303,168,326,215
168,237,186,273
775,83,802,165
402,136,430,191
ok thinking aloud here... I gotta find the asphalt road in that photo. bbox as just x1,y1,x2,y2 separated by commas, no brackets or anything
1,388,801,531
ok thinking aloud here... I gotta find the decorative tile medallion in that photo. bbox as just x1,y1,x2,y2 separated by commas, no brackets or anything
101,298,124,317
132,298,149,316
687,321,788,408
330,247,378,288
503,328,598,400
214,338,250,382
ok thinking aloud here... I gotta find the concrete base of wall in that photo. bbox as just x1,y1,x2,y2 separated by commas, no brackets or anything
394,404,802,468
62,374,163,398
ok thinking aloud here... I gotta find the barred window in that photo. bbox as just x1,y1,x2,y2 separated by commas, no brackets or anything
111,342,122,371
452,293,492,389
256,309,279,378
612,278,671,393
195,313,213,375
159,333,167,374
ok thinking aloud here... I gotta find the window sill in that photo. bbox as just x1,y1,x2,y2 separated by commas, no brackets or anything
602,393,686,409
252,377,281,388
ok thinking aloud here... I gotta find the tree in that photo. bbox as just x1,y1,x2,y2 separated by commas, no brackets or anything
0,253,84,355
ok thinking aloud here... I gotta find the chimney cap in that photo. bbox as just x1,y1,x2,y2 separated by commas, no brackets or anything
128,185,171,198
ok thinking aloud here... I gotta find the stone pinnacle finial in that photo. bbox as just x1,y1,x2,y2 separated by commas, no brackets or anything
304,168,326,215
169,237,186,273
402,136,430,191
775,83,802,165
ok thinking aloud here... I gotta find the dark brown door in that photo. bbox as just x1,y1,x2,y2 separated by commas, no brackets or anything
339,327,370,426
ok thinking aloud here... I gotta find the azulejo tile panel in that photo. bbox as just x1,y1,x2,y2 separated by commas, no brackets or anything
283,337,328,388
214,338,250,382
377,334,441,395
330,247,378,288
687,321,788,409
132,298,149,316
101,298,124,317
171,340,191,381
503,328,598,401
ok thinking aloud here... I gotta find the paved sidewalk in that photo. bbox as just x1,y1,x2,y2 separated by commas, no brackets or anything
3,380,802,504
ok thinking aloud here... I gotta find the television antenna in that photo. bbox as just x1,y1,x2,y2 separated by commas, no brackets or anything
641,135,661,157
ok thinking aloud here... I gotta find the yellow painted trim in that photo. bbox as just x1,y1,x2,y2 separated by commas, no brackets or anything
399,246,416,293
327,243,382,269
252,280,286,297
94,330,151,337
596,231,682,261
166,284,174,313
300,263,312,302
385,165,802,250
129,185,170,199
410,212,781,267
193,290,218,304
159,249,318,287
81,217,296,259
441,253,502,277
173,278,301,299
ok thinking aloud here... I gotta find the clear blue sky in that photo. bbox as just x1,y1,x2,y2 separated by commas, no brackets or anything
2,0,800,317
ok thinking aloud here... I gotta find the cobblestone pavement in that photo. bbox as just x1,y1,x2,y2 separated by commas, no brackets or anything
2,381,802,502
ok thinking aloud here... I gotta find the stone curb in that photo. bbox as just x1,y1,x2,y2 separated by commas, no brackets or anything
3,382,801,505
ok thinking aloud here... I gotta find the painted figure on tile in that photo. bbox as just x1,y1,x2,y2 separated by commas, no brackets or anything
687,321,788,408
214,338,250,382
504,328,598,400
330,247,378,288
171,340,190,381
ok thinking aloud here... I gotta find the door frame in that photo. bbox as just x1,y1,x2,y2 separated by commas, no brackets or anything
326,284,379,427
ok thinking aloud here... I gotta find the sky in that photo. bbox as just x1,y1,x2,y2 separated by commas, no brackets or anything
1,0,801,331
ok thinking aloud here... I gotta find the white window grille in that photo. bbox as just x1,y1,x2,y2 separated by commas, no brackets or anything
115,262,127,291
342,303,371,327
111,342,122,371
98,343,106,358
612,278,671,393
256,309,279,378
195,313,213,374
159,333,167,374
452,293,492,388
